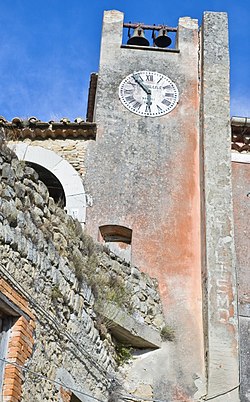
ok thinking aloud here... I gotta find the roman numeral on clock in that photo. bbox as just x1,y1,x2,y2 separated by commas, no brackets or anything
125,95,135,103
164,92,174,97
146,74,154,82
132,101,142,111
162,98,171,106
124,89,133,95
127,81,137,88
125,95,142,111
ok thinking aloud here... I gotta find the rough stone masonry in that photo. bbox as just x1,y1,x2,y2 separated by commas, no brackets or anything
0,134,165,402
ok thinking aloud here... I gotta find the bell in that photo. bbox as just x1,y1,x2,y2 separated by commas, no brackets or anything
127,27,150,46
154,28,171,48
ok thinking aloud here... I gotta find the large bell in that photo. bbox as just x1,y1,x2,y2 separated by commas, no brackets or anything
154,28,171,48
127,27,150,46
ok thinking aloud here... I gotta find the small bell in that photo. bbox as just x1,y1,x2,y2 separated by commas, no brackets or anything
127,26,150,46
154,28,171,48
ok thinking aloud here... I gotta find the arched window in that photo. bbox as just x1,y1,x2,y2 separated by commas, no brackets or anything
99,225,132,262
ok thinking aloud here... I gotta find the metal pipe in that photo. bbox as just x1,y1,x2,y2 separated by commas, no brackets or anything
231,116,250,127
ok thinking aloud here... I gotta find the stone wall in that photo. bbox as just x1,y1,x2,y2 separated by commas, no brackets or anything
200,12,239,400
84,10,205,400
0,139,164,401
8,138,89,178
232,159,250,402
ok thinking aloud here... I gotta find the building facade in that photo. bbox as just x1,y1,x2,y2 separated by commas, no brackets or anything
0,9,249,402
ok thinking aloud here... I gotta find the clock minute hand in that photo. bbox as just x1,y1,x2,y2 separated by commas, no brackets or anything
146,93,152,108
132,74,151,95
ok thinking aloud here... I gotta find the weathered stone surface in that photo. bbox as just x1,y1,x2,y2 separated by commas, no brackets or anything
1,199,18,225
85,9,205,401
32,192,45,208
239,317,250,402
232,161,250,401
200,12,240,401
0,184,15,200
101,303,161,348
98,253,164,331
15,182,26,198
0,140,164,401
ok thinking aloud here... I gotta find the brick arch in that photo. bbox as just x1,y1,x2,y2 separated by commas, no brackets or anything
10,144,86,224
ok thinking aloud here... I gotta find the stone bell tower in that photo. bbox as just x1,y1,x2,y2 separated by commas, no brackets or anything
84,10,240,401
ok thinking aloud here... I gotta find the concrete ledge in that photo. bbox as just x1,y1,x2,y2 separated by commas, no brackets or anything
232,153,250,164
101,303,161,348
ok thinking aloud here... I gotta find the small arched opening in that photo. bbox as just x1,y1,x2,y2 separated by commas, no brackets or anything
99,224,132,263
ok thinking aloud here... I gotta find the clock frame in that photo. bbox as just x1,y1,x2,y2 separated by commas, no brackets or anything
119,70,179,117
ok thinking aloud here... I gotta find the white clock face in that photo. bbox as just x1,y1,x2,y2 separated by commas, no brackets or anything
119,70,179,117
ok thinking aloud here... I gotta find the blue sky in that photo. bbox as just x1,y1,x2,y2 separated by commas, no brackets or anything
0,0,249,121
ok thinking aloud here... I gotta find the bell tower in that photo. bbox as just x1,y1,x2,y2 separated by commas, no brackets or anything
85,10,240,401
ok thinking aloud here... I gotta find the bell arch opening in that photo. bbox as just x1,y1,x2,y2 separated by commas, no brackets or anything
26,162,66,207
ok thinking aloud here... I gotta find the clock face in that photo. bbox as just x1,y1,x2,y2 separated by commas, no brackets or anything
119,70,179,117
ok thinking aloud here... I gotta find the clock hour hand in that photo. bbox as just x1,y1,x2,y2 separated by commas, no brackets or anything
146,93,152,108
132,73,151,95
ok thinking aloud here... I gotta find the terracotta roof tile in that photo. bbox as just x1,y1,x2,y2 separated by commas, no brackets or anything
0,117,96,140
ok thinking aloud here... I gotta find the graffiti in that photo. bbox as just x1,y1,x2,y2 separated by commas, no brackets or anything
216,276,232,323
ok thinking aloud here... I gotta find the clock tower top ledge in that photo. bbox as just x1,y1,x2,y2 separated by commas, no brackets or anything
95,10,201,127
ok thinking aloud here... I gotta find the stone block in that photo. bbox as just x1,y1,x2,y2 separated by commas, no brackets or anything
101,303,161,348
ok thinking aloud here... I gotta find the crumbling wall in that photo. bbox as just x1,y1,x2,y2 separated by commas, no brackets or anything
0,138,164,401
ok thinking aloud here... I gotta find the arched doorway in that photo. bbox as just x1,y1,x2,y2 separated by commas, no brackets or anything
26,162,66,206
9,144,86,224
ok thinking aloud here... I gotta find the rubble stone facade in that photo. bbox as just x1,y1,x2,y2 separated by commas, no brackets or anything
0,139,164,401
